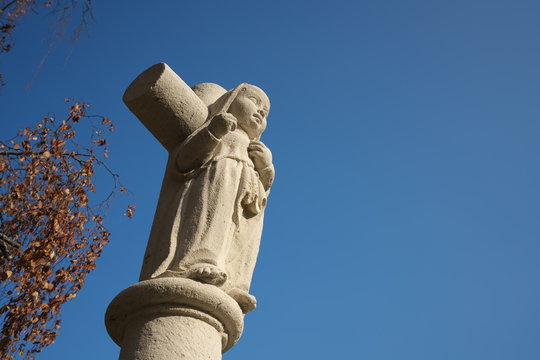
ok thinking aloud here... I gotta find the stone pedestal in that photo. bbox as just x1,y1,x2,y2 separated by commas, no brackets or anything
105,278,244,360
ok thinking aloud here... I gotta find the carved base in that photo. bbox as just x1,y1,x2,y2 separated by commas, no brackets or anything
105,277,244,360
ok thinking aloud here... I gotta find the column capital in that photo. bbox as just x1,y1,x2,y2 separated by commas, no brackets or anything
105,277,244,354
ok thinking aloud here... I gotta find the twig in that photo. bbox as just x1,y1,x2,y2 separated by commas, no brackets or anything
0,231,19,260
1,0,18,12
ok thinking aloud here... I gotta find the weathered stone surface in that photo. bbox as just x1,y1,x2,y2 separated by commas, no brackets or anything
136,68,274,311
123,62,208,151
105,277,243,359
106,63,274,359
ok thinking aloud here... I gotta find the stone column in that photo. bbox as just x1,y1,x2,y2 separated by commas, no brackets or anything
105,277,244,360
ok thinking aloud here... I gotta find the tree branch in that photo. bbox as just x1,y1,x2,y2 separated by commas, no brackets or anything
0,231,19,260
1,0,18,13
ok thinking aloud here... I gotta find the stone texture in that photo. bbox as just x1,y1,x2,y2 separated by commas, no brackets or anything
120,315,221,360
106,63,274,359
191,83,227,106
123,62,208,151
106,277,243,359
133,68,274,312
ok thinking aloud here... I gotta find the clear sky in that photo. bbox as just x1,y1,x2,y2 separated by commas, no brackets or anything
2,0,540,359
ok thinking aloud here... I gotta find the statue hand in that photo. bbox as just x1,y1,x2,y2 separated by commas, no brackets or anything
248,140,272,170
208,113,237,139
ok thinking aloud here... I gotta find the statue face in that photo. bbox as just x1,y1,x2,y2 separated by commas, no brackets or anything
228,85,270,139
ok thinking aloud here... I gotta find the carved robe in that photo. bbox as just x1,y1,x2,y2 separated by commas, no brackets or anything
139,85,271,294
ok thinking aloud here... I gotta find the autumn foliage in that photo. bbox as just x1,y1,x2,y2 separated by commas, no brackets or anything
0,1,129,358
0,101,129,359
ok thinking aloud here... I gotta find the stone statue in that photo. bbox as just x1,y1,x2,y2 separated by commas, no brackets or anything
122,63,274,314
106,63,275,359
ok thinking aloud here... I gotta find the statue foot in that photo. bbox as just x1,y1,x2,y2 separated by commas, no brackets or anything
228,288,257,313
187,263,227,286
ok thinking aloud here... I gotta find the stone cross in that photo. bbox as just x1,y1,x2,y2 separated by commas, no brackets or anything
105,63,275,360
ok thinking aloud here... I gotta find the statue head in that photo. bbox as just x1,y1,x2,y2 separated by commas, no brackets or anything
205,83,270,140
228,85,270,140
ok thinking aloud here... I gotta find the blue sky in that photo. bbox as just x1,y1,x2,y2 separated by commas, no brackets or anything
2,0,540,359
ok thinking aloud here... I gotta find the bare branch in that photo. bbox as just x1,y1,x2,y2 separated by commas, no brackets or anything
0,231,19,259
1,0,18,13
